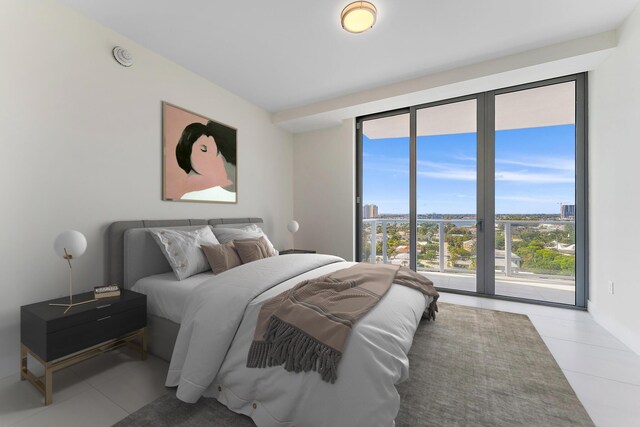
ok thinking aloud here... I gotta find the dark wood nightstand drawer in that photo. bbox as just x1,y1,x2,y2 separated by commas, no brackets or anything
46,297,144,333
46,306,146,361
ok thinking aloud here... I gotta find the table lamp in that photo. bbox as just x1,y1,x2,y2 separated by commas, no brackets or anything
50,230,96,314
287,220,299,234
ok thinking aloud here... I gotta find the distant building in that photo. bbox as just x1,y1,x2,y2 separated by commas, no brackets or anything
363,204,379,219
560,204,576,219
494,250,521,272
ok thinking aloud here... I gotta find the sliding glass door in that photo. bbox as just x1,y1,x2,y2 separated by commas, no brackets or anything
415,99,479,292
359,112,411,264
356,74,586,308
493,81,578,304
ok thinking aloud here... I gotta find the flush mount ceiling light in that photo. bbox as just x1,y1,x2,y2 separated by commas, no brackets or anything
341,1,377,33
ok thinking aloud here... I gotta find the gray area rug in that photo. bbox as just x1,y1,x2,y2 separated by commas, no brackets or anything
114,303,593,427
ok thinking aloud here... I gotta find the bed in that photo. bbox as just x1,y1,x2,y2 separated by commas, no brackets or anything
107,218,435,427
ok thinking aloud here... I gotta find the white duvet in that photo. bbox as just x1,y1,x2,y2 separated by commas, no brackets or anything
166,254,430,427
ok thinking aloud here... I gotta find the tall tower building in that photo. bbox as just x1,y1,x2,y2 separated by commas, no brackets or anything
560,204,576,219
363,204,379,219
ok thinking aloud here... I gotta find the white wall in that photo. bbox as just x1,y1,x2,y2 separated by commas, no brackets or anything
0,0,294,378
588,2,640,354
293,120,355,261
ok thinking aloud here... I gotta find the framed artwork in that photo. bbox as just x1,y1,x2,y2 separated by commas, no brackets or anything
162,102,237,203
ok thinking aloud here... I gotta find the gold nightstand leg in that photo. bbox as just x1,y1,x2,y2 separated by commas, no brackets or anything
21,345,52,405
141,328,148,360
21,328,146,406
44,365,53,406
20,345,27,381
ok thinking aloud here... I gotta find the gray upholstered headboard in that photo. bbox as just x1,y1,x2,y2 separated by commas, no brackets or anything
107,218,264,288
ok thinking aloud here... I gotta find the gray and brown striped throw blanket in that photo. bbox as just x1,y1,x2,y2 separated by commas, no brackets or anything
246,263,439,383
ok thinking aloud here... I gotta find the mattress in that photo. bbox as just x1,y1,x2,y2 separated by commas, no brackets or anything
132,271,214,323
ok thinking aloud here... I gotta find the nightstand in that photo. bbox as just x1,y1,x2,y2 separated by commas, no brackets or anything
280,249,317,255
20,289,147,405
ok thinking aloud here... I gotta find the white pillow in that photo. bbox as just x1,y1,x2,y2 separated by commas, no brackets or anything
213,225,279,256
150,227,220,280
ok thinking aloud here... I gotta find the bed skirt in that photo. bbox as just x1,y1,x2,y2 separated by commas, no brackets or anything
147,314,180,362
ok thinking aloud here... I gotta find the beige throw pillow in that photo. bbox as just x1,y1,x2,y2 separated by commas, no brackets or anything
212,226,279,256
202,242,242,274
233,237,272,264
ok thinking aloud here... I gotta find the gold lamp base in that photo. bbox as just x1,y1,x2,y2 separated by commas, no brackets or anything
53,237,92,315
50,298,98,314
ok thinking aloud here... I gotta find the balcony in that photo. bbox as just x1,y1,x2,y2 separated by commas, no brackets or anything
362,218,576,305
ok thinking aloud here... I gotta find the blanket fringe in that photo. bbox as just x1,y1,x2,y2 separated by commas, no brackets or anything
423,301,438,321
247,316,342,383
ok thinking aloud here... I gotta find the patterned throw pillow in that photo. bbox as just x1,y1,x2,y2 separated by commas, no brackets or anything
212,225,279,256
150,227,219,280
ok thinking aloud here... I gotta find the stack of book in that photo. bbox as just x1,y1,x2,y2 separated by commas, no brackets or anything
94,285,121,299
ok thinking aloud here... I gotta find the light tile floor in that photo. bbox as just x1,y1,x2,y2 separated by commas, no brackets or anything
0,350,168,427
1,293,638,427
425,271,576,305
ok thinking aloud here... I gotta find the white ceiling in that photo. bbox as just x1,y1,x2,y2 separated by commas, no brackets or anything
58,0,638,113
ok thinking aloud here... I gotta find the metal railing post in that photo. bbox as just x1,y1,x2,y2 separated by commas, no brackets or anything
370,220,377,263
439,221,445,272
382,221,388,264
505,222,512,277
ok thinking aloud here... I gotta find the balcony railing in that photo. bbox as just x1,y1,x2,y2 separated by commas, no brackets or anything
362,218,575,279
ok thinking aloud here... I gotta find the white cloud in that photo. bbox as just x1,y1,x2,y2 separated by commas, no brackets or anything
496,195,572,204
363,199,408,205
416,160,476,181
452,155,477,162
366,156,574,183
418,169,476,181
495,170,574,183
495,156,574,171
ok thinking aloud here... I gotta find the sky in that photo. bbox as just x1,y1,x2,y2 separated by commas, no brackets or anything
362,124,576,215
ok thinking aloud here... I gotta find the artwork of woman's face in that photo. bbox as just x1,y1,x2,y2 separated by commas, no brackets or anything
190,135,223,176
163,102,237,202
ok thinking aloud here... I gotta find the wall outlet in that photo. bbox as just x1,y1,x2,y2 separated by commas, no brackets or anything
607,280,614,295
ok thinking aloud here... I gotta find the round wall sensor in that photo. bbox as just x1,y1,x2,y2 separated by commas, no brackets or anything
112,46,133,67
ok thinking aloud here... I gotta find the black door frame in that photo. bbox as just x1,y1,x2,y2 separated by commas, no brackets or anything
355,73,588,309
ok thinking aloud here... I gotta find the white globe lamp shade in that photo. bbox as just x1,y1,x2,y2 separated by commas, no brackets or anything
287,220,300,234
54,230,87,259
